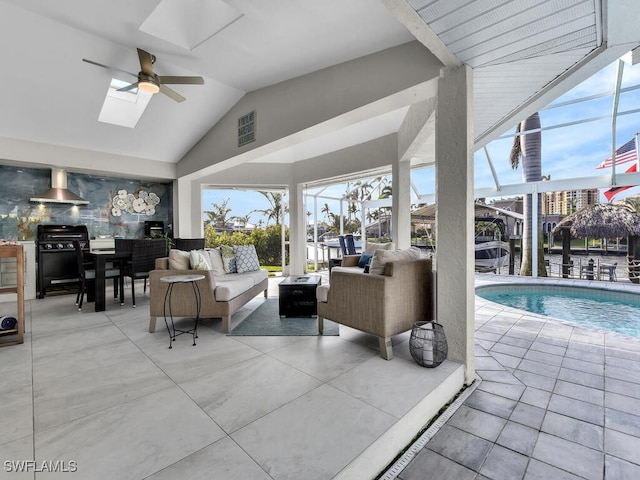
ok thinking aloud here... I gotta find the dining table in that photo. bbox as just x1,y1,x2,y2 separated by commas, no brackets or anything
87,250,131,312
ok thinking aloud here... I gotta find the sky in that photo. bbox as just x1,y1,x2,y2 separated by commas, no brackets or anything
203,55,640,227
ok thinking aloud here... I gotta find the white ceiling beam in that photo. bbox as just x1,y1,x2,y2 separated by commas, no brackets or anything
475,172,640,198
379,0,461,68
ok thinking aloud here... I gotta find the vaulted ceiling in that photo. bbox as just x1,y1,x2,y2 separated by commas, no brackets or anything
0,0,637,181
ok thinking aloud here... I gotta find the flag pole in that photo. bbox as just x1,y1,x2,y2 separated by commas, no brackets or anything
636,132,639,169
610,60,625,195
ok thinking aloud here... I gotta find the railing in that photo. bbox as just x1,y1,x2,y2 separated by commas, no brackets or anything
544,257,620,281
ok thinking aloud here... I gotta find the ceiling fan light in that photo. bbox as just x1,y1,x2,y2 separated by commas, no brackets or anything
138,80,160,94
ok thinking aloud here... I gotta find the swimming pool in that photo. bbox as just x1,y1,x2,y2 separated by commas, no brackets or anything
476,284,640,337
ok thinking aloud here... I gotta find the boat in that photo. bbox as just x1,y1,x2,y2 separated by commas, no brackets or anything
475,217,510,273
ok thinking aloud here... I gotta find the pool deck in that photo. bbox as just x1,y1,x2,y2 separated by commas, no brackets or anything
393,274,640,480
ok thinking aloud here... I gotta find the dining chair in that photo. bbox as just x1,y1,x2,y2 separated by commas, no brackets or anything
123,239,168,307
73,241,122,311
345,234,357,255
338,235,348,256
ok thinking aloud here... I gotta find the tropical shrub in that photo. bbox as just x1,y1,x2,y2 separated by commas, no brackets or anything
204,224,288,266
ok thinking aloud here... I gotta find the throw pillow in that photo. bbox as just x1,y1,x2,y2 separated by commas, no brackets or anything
369,249,391,275
220,244,237,273
233,245,261,273
206,248,225,276
368,247,422,275
189,249,211,270
168,249,190,270
365,241,395,254
358,253,373,268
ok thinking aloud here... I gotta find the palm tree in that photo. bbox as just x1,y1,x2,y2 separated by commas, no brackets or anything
203,197,233,231
509,112,547,276
253,192,286,225
321,202,332,222
624,197,640,214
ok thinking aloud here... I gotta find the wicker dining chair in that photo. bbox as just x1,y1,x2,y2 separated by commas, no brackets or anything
122,239,168,307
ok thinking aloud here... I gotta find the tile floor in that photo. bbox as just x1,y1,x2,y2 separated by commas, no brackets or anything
3,274,640,479
396,275,640,480
0,274,462,480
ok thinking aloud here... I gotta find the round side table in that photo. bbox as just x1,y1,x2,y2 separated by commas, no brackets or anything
160,274,205,349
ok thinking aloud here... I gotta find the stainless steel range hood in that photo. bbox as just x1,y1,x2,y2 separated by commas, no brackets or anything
30,168,89,205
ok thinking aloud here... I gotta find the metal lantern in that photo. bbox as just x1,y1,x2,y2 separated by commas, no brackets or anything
409,321,448,368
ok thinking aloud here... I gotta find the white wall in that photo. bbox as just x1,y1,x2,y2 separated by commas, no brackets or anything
178,42,443,180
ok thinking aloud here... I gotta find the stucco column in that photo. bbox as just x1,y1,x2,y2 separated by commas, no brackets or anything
435,65,475,384
392,159,411,249
174,176,196,238
288,182,307,275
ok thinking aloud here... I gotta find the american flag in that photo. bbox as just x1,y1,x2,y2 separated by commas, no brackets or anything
604,163,638,202
596,137,638,169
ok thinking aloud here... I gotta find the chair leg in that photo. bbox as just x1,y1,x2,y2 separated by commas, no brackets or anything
78,280,85,311
75,281,82,305
131,279,136,307
318,316,324,335
120,275,125,305
143,278,147,293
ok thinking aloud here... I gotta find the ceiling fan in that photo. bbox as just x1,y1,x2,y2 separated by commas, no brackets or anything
82,48,204,103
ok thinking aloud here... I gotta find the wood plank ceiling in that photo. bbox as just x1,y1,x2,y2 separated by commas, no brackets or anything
407,0,600,142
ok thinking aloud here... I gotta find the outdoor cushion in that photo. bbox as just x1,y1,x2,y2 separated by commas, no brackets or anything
189,249,211,270
369,247,422,275
234,245,261,273
364,241,395,254
317,284,330,303
232,269,268,285
168,249,190,270
214,276,255,301
220,245,237,273
206,248,225,276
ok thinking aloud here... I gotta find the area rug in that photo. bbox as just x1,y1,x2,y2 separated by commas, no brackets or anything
228,299,339,336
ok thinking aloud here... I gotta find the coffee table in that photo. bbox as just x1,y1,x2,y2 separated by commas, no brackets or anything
278,275,322,317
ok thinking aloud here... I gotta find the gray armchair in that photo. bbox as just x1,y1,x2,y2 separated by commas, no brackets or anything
317,256,433,359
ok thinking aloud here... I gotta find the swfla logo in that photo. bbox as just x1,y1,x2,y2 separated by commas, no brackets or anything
4,460,78,473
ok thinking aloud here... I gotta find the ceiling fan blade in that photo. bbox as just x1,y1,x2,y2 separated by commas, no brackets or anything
117,82,139,92
82,58,138,79
159,84,186,103
137,48,155,76
158,75,204,85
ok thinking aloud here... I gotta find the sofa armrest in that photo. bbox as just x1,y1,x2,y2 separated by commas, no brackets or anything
155,257,169,269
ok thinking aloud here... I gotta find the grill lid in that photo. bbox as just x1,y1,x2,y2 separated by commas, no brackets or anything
37,224,89,240
30,169,89,205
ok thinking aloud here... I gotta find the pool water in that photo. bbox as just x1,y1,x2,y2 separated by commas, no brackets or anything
477,285,640,337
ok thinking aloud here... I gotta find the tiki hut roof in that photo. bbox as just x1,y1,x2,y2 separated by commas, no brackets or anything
552,203,640,238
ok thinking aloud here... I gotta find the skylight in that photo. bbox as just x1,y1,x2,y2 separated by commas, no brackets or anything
139,0,242,51
98,78,153,128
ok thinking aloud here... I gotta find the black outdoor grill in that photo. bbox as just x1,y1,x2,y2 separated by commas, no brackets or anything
37,224,89,298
